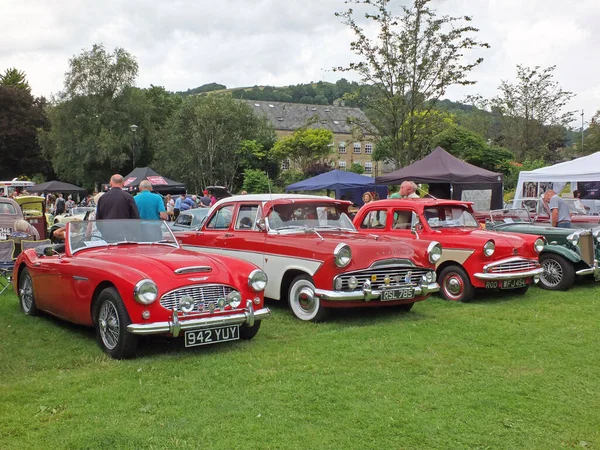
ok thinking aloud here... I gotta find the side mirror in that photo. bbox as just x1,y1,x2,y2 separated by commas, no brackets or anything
43,246,54,257
256,218,266,232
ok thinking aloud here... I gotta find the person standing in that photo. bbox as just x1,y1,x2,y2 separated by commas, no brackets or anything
391,181,419,199
134,180,168,221
165,194,175,219
54,193,66,215
96,174,140,220
543,189,571,228
200,190,211,208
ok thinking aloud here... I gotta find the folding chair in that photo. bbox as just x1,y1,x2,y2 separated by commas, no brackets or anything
0,240,16,295
21,239,51,252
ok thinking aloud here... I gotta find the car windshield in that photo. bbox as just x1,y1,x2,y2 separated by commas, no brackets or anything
268,203,356,232
424,206,479,228
68,220,178,253
563,198,588,215
69,207,93,215
489,208,531,224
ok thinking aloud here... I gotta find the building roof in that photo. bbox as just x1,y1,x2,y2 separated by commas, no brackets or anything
240,100,371,135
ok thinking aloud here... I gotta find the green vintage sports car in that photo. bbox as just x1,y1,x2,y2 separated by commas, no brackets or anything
484,209,600,290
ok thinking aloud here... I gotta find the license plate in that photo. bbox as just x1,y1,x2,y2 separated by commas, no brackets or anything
184,325,240,348
0,227,10,240
381,287,415,301
484,278,528,289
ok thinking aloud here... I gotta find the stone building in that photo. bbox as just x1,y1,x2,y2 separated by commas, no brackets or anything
241,100,383,176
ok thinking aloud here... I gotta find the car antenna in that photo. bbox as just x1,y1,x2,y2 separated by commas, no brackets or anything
418,186,437,200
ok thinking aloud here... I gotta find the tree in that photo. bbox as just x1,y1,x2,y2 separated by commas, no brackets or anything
349,162,365,174
485,65,575,161
242,169,272,194
154,95,274,193
271,127,334,173
61,44,138,99
336,0,488,168
39,45,180,188
0,68,30,91
0,86,51,179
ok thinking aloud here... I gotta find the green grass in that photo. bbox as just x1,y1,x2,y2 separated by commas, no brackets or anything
1,283,599,449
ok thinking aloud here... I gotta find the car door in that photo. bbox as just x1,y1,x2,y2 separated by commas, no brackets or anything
220,203,266,268
181,204,235,254
30,251,73,314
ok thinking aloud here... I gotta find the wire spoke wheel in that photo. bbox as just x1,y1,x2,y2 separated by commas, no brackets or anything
541,258,563,288
19,274,34,312
98,300,120,350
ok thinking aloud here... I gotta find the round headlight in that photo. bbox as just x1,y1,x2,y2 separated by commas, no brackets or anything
348,276,358,290
227,290,242,308
534,237,545,253
334,243,352,268
427,241,442,264
134,279,158,305
567,232,579,246
483,240,495,257
248,269,268,292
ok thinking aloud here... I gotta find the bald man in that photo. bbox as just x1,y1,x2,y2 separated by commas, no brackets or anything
96,174,140,220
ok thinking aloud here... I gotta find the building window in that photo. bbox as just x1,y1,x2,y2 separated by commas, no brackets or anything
365,162,373,174
365,142,373,154
353,142,361,154
339,160,347,170
281,158,290,171
338,142,346,154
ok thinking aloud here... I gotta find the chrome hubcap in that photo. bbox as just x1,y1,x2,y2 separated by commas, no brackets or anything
447,277,462,295
443,274,464,301
98,301,120,350
290,280,319,320
541,259,563,287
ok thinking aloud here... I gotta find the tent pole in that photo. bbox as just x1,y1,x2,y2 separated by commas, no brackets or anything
450,183,454,199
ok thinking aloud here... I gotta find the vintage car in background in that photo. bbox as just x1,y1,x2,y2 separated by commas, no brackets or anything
509,197,600,228
13,219,270,359
175,194,441,322
14,195,48,239
53,206,96,224
169,208,209,232
353,199,545,302
484,209,600,290
0,197,23,241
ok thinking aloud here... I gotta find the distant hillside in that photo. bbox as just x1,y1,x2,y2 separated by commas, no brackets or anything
176,82,227,97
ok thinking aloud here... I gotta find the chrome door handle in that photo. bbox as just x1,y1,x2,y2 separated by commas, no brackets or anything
224,233,234,237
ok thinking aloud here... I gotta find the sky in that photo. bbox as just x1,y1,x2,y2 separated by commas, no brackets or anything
2,0,599,128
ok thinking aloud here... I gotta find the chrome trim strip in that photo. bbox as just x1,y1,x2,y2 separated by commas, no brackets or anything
369,258,415,268
127,304,271,336
174,266,212,274
314,282,439,301
474,268,544,281
72,276,88,281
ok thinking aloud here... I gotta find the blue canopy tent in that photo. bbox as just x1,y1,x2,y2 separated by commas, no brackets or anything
286,170,388,206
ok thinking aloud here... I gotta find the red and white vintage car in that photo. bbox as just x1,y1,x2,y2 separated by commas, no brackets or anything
13,219,270,358
174,194,441,321
353,199,545,302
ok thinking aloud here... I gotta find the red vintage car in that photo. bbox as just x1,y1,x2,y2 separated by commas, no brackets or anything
13,219,270,358
174,194,441,322
353,199,545,302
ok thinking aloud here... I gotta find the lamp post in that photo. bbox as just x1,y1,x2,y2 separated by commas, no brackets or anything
130,124,138,169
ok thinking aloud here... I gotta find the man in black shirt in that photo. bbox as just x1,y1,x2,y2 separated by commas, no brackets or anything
96,174,140,220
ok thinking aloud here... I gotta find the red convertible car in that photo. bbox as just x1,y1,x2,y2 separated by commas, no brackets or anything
354,199,545,302
13,219,270,358
175,194,441,322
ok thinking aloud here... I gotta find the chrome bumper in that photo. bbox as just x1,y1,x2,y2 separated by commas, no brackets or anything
474,268,544,281
576,259,600,279
127,301,271,337
315,282,440,302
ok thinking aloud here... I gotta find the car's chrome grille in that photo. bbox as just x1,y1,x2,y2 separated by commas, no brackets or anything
335,266,431,290
160,284,236,314
487,258,538,273
579,234,595,266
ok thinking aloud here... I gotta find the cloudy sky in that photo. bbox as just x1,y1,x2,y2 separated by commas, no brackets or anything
2,0,599,127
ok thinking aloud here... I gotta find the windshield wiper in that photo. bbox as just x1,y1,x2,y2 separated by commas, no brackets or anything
274,225,306,231
109,241,139,246
305,228,324,241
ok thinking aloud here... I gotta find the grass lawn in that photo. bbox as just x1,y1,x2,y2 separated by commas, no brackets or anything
1,282,599,449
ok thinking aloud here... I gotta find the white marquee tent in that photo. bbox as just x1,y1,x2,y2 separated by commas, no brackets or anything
513,151,600,210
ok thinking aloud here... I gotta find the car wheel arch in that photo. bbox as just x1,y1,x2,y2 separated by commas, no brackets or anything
436,260,467,278
279,269,311,302
539,247,580,264
90,281,118,323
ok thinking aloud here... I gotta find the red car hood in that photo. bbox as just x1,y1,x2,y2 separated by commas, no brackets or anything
430,228,538,257
77,245,229,276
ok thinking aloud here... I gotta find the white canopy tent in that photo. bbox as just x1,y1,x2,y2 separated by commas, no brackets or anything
513,151,600,212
